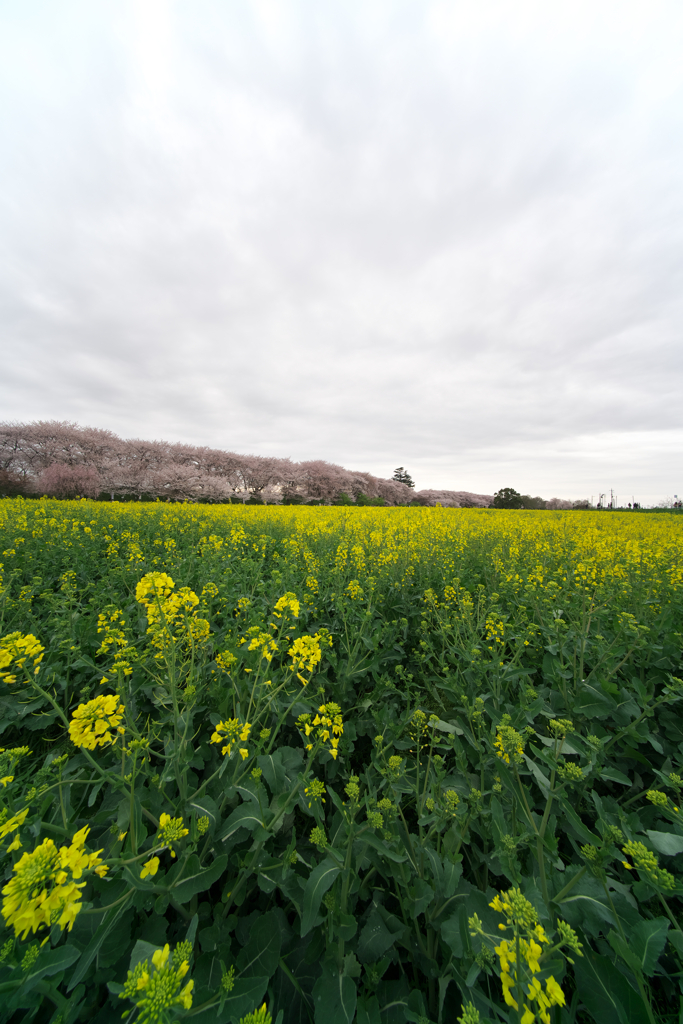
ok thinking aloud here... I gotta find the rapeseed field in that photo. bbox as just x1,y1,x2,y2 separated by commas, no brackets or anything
0,498,682,1024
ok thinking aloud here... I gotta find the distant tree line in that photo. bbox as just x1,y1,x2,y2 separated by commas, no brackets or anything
490,487,591,510
0,421,496,507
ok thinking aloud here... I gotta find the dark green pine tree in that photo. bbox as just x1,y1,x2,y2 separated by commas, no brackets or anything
392,467,415,489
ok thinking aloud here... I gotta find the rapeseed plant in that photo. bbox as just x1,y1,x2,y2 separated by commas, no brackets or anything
0,631,44,683
68,693,125,749
0,500,682,1022
211,718,251,758
119,942,194,1021
2,826,106,939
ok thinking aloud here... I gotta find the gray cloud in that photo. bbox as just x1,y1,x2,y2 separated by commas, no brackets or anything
1,0,682,502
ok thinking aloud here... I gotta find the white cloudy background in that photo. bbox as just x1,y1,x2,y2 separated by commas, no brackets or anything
1,0,682,503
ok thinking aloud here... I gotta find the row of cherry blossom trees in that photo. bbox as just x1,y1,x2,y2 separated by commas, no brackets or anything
0,421,496,506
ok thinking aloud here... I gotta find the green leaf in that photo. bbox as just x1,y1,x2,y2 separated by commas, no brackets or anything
357,907,401,963
191,976,269,1024
442,857,463,897
312,963,357,1024
465,962,481,988
171,854,228,903
337,913,357,941
572,950,650,1024
560,892,617,933
600,767,631,786
574,685,618,719
258,746,303,795
356,829,408,863
235,778,261,806
557,800,598,845
343,953,362,978
67,897,132,991
432,719,463,736
523,755,551,798
440,906,468,959
185,913,199,946
236,910,283,979
129,939,162,973
646,830,683,856
423,847,444,890
607,929,643,976
357,994,382,1024
301,859,340,937
187,794,219,826
631,917,670,975
24,944,81,989
257,750,287,794
405,877,434,918
536,733,580,756
217,802,266,843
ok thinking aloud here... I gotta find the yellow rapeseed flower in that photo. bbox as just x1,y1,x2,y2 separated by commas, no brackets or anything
119,941,194,1020
140,856,160,879
1,826,105,939
0,807,29,842
0,632,45,684
68,693,125,749
210,718,251,758
156,813,189,858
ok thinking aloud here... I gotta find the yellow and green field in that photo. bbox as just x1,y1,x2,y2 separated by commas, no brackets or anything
1,499,682,1024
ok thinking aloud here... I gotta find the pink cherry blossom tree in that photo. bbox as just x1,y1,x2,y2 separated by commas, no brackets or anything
33,463,102,499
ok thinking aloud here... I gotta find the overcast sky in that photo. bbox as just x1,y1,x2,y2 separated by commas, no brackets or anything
1,1,682,502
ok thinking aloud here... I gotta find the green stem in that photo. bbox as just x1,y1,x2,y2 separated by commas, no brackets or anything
82,889,134,915
552,865,587,905
536,769,556,907
658,892,682,932
57,768,67,829
513,768,538,835
602,881,657,1024
515,928,524,1024
337,817,357,969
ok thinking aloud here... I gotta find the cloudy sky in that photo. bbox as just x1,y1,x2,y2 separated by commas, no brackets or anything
1,0,682,502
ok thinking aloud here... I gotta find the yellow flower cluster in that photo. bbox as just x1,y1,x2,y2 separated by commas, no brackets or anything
0,632,45,684
135,570,175,605
96,608,128,656
215,649,238,674
156,813,189,858
273,592,300,619
494,716,526,766
0,806,29,853
298,702,343,759
408,708,429,743
485,613,505,648
0,746,31,793
622,840,675,890
96,607,136,677
135,572,209,657
68,693,125,750
304,778,327,808
210,718,251,759
1,825,107,939
288,634,324,682
489,890,565,1024
239,1003,272,1024
346,579,364,600
119,942,193,1021
241,627,278,662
